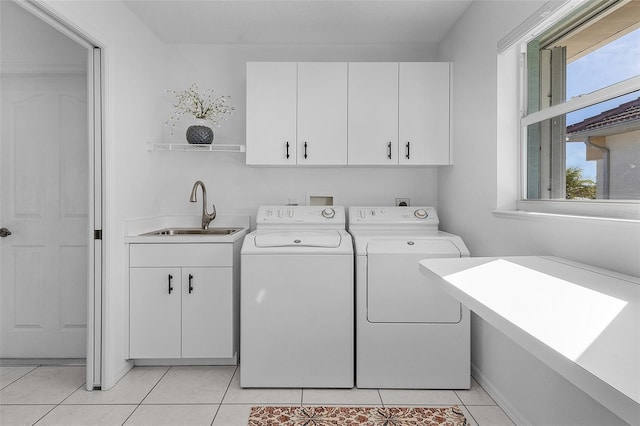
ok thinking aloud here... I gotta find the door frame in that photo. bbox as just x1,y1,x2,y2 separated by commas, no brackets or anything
13,0,105,390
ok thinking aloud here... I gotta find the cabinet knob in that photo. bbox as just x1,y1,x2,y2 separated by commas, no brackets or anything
304,142,308,159
188,274,194,294
406,141,411,160
387,142,392,159
285,141,290,159
168,274,173,294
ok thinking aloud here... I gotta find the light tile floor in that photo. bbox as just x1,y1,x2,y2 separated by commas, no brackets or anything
0,365,515,425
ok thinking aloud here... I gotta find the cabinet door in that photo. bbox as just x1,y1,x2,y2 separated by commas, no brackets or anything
399,62,451,165
130,268,181,358
348,62,399,165
297,63,347,165
246,62,297,165
182,268,233,358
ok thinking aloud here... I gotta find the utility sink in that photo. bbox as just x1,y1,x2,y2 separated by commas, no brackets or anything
141,227,242,236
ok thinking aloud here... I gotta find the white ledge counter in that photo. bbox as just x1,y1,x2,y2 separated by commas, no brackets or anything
418,256,640,425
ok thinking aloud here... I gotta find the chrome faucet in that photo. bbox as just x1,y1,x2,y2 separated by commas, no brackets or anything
189,180,216,229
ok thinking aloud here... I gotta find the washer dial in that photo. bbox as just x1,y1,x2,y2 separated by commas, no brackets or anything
321,208,336,218
414,209,428,219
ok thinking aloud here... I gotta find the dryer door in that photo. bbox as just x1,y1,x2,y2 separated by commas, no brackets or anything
367,239,462,323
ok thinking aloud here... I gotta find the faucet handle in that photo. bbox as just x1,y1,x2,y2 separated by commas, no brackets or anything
205,203,217,229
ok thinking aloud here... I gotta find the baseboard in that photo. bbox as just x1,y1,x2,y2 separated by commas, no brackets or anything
133,355,238,366
471,362,530,426
0,358,86,366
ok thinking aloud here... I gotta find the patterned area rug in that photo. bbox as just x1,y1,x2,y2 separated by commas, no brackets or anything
248,405,468,425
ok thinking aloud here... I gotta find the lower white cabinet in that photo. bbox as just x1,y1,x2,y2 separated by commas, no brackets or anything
129,243,236,360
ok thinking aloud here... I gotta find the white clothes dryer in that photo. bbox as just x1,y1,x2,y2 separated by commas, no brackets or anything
348,206,470,389
240,206,353,388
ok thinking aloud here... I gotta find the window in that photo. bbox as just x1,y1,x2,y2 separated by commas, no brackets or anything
521,0,640,204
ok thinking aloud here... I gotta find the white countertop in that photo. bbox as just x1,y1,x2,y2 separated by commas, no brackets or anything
419,256,640,425
124,214,250,244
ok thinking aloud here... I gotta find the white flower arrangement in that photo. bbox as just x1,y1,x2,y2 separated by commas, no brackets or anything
165,83,235,135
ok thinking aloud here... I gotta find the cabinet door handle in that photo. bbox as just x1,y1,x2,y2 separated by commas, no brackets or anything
285,141,290,159
387,141,392,159
304,142,308,159
168,274,173,294
406,141,411,160
188,274,194,294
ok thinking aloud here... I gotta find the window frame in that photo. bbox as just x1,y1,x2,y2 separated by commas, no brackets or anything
508,0,640,220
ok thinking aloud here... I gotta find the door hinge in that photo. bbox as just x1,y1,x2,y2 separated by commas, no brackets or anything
94,230,102,240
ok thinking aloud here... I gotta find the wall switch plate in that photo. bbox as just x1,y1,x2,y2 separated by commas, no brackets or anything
395,198,410,206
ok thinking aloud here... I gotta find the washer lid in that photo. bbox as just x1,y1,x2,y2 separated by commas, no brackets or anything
254,231,343,248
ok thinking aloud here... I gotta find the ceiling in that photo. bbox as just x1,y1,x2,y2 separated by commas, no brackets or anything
123,0,473,45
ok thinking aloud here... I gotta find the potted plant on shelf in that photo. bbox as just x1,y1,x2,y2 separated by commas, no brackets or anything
166,83,235,144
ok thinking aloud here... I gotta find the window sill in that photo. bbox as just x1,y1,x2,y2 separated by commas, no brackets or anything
493,200,640,224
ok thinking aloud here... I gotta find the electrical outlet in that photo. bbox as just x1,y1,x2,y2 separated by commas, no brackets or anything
395,198,410,206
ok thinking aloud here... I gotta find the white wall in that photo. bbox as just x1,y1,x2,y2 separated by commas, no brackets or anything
41,0,443,389
0,1,85,71
147,43,442,220
604,129,640,200
439,1,639,425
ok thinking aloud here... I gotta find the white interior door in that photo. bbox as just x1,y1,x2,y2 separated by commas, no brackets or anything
0,74,89,358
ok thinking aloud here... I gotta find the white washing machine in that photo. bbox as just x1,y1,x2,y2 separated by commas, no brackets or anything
240,205,354,388
348,206,470,389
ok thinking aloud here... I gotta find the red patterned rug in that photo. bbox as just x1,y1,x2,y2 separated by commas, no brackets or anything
248,406,467,425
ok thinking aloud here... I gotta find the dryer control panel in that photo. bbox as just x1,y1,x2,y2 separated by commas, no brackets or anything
256,205,346,230
348,206,439,229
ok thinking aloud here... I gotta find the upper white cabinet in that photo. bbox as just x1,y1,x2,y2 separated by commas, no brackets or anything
246,61,451,166
246,62,297,165
349,62,451,165
399,62,450,165
246,62,347,165
297,62,348,165
348,62,399,165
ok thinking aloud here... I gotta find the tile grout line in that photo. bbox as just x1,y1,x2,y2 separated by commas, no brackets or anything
23,365,56,426
29,365,86,425
210,365,238,426
0,364,40,391
460,401,479,426
120,365,173,426
32,406,58,426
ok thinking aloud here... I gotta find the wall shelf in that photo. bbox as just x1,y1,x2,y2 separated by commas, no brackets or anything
148,143,246,153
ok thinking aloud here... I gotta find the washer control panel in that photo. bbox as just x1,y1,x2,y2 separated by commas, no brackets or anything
348,206,439,229
256,206,345,229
